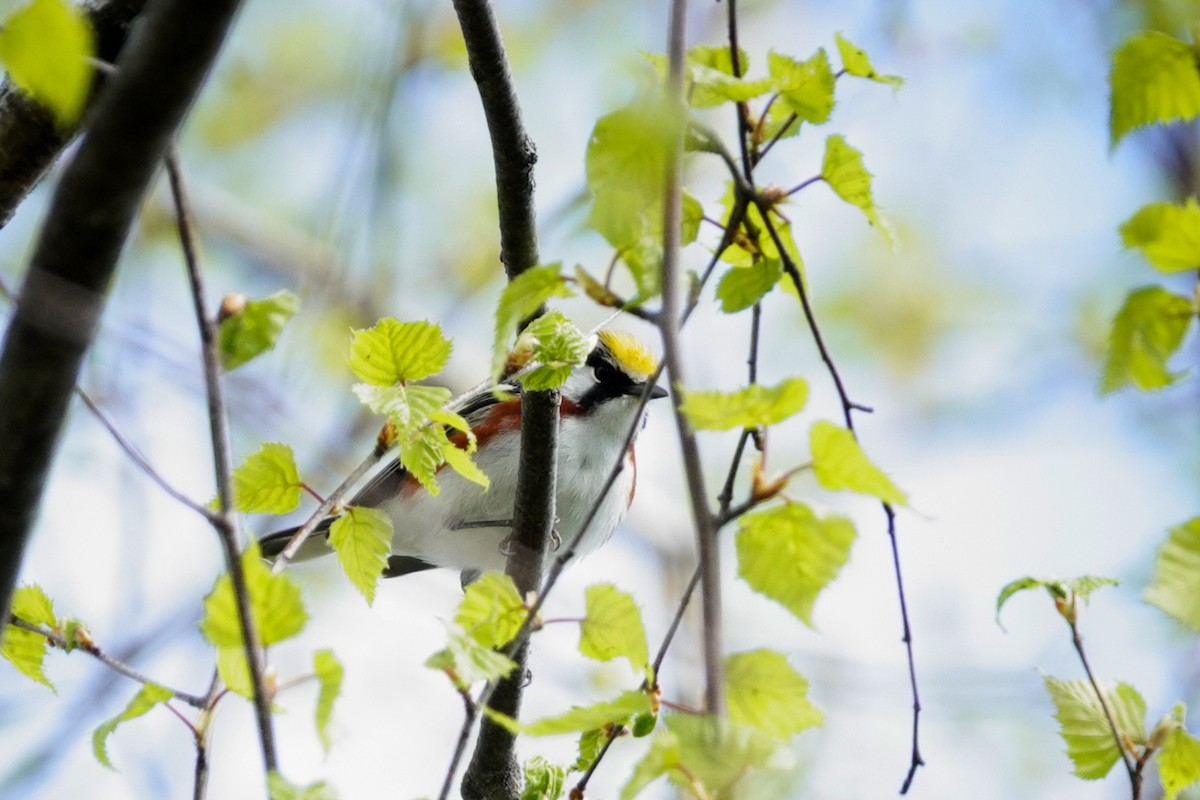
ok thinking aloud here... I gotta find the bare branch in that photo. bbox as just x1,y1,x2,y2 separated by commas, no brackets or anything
165,150,278,774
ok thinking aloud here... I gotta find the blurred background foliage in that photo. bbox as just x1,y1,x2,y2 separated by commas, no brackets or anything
0,0,1198,797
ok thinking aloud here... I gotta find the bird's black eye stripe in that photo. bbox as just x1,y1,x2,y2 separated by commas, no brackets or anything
593,362,619,385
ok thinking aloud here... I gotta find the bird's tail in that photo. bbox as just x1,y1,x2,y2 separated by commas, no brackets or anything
259,520,334,562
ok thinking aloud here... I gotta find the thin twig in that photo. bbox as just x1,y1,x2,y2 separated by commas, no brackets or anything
651,564,703,677
8,616,206,707
439,687,480,800
786,175,823,197
572,723,624,797
757,111,797,163
165,149,279,774
1069,621,1138,788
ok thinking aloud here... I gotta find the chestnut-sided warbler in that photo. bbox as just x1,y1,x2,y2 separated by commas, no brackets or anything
260,330,667,579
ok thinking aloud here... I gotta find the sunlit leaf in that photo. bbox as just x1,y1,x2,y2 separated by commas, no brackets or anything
809,421,907,505
1100,286,1194,393
352,383,452,433
517,311,589,391
493,263,572,379
0,0,95,126
821,134,888,237
1120,199,1200,273
716,259,783,313
574,728,606,773
455,571,527,649
425,629,518,689
92,683,174,770
441,435,491,490
1159,713,1200,800
232,442,303,515
328,507,393,606
736,502,855,626
313,649,343,754
579,583,649,673
521,755,567,800
834,33,903,88
525,690,653,736
995,575,1118,630
200,542,307,649
267,772,337,800
768,49,835,124
680,377,808,431
1044,674,1146,779
681,190,704,246
1,584,56,690
725,649,823,739
218,290,298,371
349,318,451,386
215,646,253,699
1146,517,1200,633
399,424,449,495
1110,31,1200,147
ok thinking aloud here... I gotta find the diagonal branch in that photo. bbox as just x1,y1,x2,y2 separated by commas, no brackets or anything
0,0,247,646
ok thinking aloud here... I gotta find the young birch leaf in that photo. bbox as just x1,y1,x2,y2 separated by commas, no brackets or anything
810,421,907,505
725,649,823,739
313,649,343,754
492,263,572,379
92,683,174,770
995,575,1117,630
521,756,567,800
517,311,589,391
1110,31,1200,148
524,689,653,736
1160,723,1200,800
821,134,888,236
579,583,649,673
660,715,783,796
441,438,490,489
399,425,449,495
834,33,903,88
349,318,451,386
352,383,452,433
218,290,298,371
215,646,254,698
736,503,855,627
455,571,527,649
1120,200,1200,273
680,377,808,431
0,0,95,127
425,629,518,689
620,727,681,800
768,49,835,124
328,507,393,605
232,442,302,514
1145,517,1200,633
1101,286,1194,393
1,584,57,689
1043,675,1146,779
716,259,783,313
681,190,703,246
201,542,308,649
267,772,337,800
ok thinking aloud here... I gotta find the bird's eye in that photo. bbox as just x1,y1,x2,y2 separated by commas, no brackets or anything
593,363,618,385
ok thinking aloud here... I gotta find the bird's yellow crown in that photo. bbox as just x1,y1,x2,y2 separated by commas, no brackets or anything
597,330,657,380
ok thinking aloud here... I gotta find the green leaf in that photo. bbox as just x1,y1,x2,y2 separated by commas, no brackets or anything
267,772,337,800
525,690,653,736
810,420,907,505
1120,199,1200,273
646,46,772,109
313,649,343,754
681,190,703,246
680,377,808,431
399,424,449,495
1100,286,1194,393
455,571,527,649
834,33,903,88
492,263,573,380
92,683,174,770
716,259,783,313
328,507,392,605
574,728,606,772
736,502,856,626
215,646,254,698
1109,31,1200,147
521,756,567,800
200,542,308,649
1,584,56,690
821,134,887,235
218,290,298,371
1160,724,1200,800
349,318,451,386
996,575,1119,629
1043,674,1146,779
1146,517,1200,632
232,442,303,515
0,0,95,126
353,383,452,433
768,49,835,124
440,431,490,490
517,311,590,391
725,649,823,739
425,629,519,689
579,583,649,673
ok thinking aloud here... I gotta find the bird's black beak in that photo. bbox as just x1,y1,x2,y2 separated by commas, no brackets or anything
647,384,668,400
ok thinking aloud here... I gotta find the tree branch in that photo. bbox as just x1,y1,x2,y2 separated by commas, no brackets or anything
165,150,279,775
0,0,148,230
0,0,246,643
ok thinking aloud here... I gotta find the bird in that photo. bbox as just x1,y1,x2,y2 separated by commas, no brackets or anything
259,330,667,582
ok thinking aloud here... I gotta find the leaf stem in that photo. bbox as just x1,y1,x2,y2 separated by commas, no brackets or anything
1069,620,1139,792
